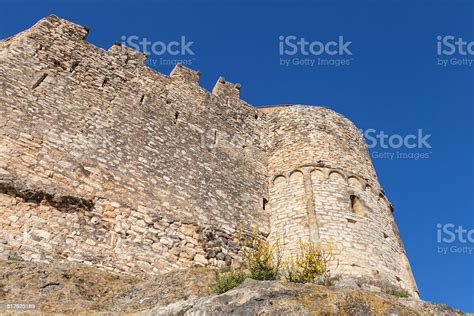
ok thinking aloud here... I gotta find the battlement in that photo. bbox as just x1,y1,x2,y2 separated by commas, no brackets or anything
30,14,89,41
0,16,418,298
212,76,241,99
0,15,251,109
169,64,200,83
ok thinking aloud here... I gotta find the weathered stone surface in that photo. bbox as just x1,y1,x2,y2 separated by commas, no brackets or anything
0,259,216,314
141,279,465,316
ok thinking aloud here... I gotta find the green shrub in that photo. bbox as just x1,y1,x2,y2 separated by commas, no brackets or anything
384,288,410,298
241,230,282,281
211,267,248,295
284,241,335,284
210,233,338,294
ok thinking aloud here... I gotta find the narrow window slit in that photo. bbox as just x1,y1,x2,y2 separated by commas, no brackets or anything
101,77,108,87
139,94,145,105
31,73,47,89
213,131,217,145
173,111,179,125
70,61,79,72
383,232,389,239
262,198,268,210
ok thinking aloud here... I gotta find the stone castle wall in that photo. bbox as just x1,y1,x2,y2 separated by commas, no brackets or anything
0,16,418,297
0,15,269,273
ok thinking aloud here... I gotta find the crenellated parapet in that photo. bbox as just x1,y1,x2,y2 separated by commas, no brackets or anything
212,76,241,100
32,14,89,41
169,63,200,84
1,15,252,114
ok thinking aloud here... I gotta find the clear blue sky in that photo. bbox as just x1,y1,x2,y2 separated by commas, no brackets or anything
1,0,473,312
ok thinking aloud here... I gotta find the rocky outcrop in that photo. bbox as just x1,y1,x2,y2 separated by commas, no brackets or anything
150,279,464,315
0,260,464,315
0,260,216,314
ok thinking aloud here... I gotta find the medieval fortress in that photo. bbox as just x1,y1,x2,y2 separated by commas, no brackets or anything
0,16,418,297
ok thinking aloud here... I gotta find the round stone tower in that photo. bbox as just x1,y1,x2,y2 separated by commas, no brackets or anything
260,105,418,297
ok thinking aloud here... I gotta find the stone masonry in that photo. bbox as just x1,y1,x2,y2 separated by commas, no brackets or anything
0,16,418,297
